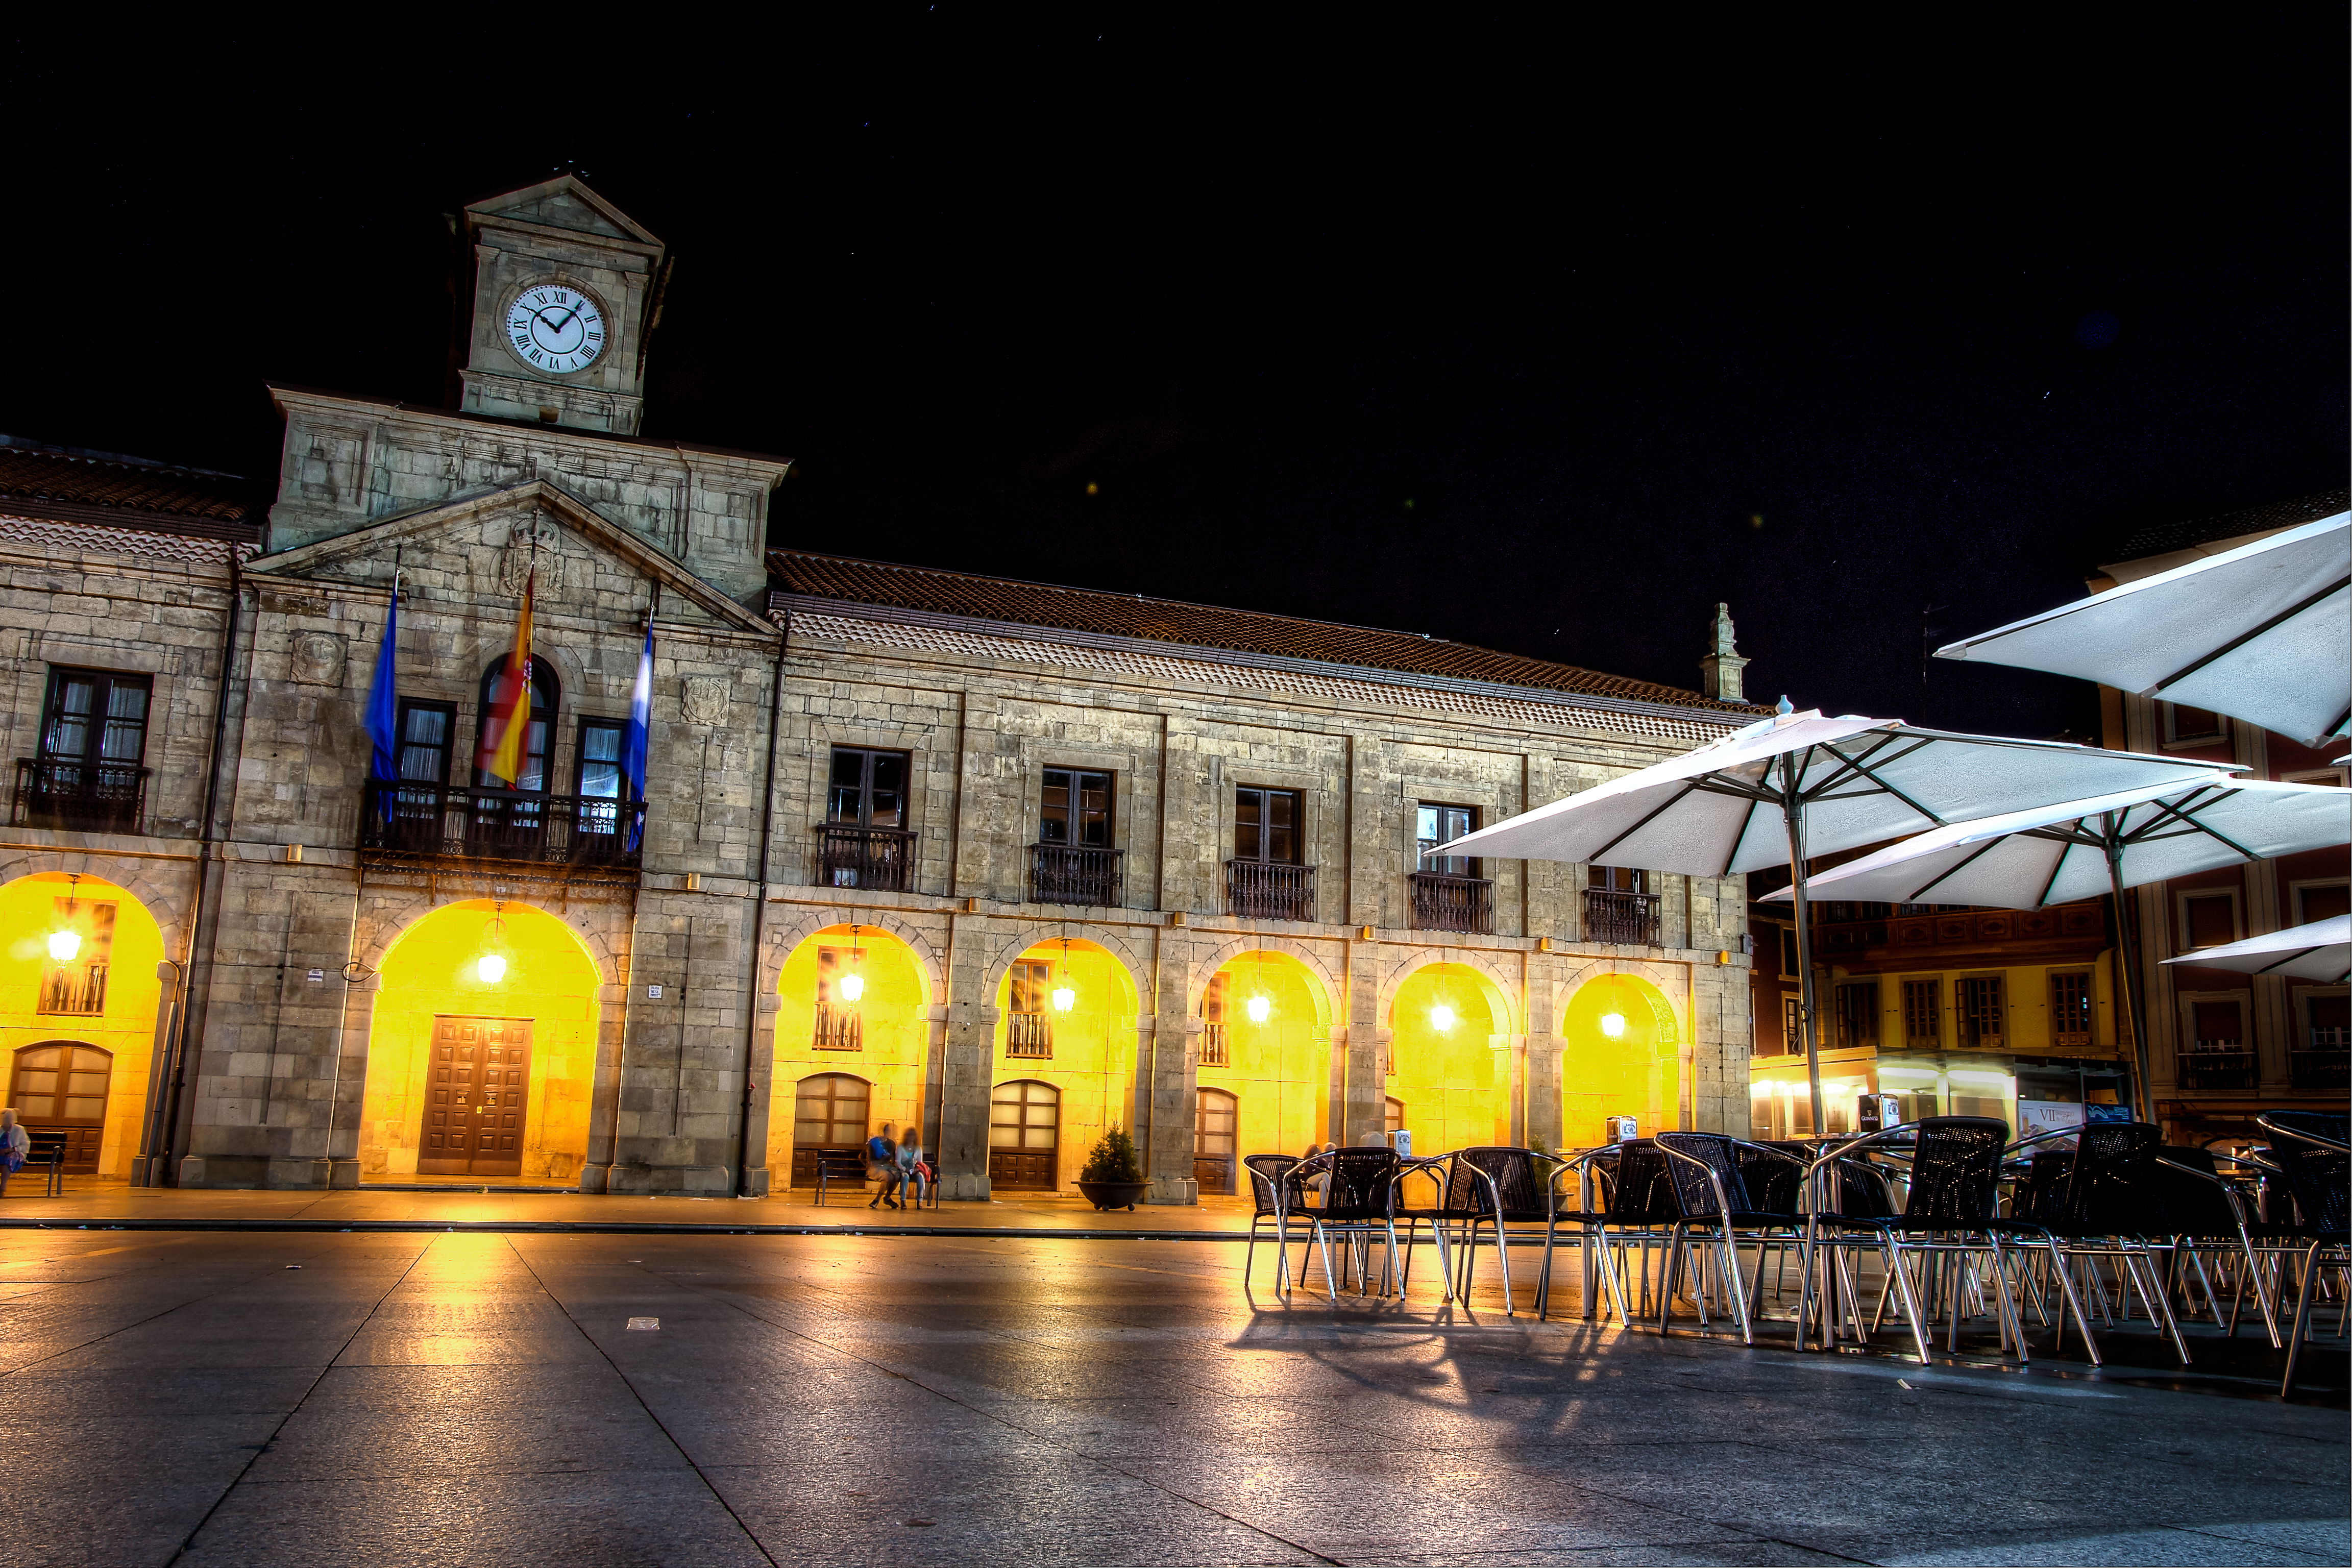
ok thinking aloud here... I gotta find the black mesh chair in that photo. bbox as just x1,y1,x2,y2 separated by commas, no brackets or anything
1436,1147,1567,1316
1652,1132,1805,1344
1242,1153,1307,1291
2153,1144,2278,1346
1539,1145,1623,1321
1587,1141,1679,1327
1288,1147,1405,1301
1802,1118,2013,1359
1998,1122,2190,1367
2256,1112,2350,1398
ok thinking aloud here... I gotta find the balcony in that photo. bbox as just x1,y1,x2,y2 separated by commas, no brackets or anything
2291,1041,2348,1091
1410,872,1493,934
1006,1012,1052,1059
1228,860,1315,922
1815,903,2105,962
2177,1046,2258,1091
14,758,150,835
362,781,642,869
1583,888,1661,946
813,1004,863,1051
1028,844,1122,908
815,824,915,891
38,961,107,1016
1198,1021,1229,1066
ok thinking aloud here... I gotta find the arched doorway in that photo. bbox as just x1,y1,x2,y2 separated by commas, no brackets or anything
770,925,929,1186
1196,949,1332,1163
0,872,166,1179
358,899,602,1183
1387,962,1514,1155
990,938,1140,1191
1560,972,1681,1148
1194,1086,1237,1194
9,1042,111,1171
790,1072,872,1187
990,1079,1060,1190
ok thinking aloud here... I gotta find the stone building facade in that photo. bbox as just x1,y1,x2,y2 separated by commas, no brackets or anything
0,177,1765,1197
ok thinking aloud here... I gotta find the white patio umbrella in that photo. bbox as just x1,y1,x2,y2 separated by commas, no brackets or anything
1431,707,2239,1128
1934,510,2350,746
1760,776,2351,1115
2163,914,2350,984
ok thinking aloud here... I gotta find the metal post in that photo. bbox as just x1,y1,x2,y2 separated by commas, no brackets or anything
1780,753,1828,1136
2106,828,2156,1125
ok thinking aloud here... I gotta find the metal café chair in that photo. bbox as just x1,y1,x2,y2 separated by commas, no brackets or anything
1242,1153,1308,1290
1652,1132,1806,1343
1407,1146,1569,1316
1585,1140,1681,1328
1282,1147,1407,1301
2255,1112,2350,1398
1999,1121,2191,1367
2152,1143,2280,1346
1538,1144,1621,1322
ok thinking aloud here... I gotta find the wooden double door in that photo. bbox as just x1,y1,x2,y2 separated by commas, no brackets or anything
419,1016,531,1177
9,1042,111,1172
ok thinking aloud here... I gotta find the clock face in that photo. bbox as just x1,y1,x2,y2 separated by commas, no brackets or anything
502,284,606,375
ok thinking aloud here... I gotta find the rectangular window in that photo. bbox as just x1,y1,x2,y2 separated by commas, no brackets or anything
827,747,909,828
2190,999,2243,1048
1901,979,1941,1047
1955,976,2004,1049
39,898,115,1016
2164,703,2227,746
1590,866,1648,894
575,719,626,800
1782,996,1802,1055
396,701,456,785
2181,892,2237,952
1779,926,1800,980
1234,787,1301,864
2297,883,2351,925
1416,803,1478,876
2307,994,2348,1049
40,668,152,768
1007,959,1052,1057
1039,768,1113,848
1833,982,1880,1049
2050,972,2093,1048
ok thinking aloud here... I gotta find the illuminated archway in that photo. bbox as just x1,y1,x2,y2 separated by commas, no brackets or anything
1559,972,1681,1148
1197,949,1333,1169
1387,962,1514,1155
0,872,166,1178
987,938,1140,1192
770,924,930,1184
358,899,602,1182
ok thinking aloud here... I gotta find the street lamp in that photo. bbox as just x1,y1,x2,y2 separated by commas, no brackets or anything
1430,1002,1457,1033
1051,938,1077,1012
477,905,509,983
1599,1011,1627,1038
839,924,866,1002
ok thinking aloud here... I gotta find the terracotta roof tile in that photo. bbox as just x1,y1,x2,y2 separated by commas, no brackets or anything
770,549,1760,714
2105,488,2348,565
0,438,256,525
0,512,255,566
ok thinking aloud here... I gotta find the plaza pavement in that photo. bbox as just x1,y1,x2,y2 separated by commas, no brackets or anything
0,1213,2344,1567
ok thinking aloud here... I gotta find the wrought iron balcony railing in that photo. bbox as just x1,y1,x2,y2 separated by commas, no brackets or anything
2177,1046,2258,1091
813,1004,863,1051
1409,871,1493,934
2290,1046,2348,1092
362,780,643,868
14,758,150,835
1227,860,1316,922
1198,1021,1229,1066
1006,1012,1053,1058
1028,843,1122,907
816,824,915,891
1582,887,1661,946
38,961,107,1016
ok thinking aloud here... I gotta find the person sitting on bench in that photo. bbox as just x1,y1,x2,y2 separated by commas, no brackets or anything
865,1122,904,1210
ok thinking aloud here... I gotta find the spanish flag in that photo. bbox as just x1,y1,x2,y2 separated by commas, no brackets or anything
478,567,536,787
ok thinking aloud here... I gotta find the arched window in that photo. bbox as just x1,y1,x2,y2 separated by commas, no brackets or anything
475,654,559,792
1194,1087,1237,1195
1385,1097,1406,1141
790,1072,871,1187
988,1079,1060,1191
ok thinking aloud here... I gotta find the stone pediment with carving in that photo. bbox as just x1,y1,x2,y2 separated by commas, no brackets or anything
241,480,776,640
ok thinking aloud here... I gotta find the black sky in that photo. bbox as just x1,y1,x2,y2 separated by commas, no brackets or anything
2,12,2342,735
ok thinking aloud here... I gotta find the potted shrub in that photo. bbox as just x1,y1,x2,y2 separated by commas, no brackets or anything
1075,1125,1149,1211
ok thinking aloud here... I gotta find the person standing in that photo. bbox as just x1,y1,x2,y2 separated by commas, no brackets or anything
865,1121,902,1210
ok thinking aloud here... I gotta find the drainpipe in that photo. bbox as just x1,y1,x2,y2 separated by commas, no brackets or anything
732,610,789,1195
154,551,243,1184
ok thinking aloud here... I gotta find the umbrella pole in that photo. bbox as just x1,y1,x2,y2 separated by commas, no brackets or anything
1781,763,1829,1137
2106,837,2156,1125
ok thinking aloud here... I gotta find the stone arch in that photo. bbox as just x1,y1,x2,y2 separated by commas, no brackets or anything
767,921,934,1186
1376,946,1522,1037
1382,956,1518,1156
1181,933,1342,1021
356,897,605,1183
759,905,944,1007
968,919,1153,1010
1557,969,1684,1148
1192,947,1336,1166
0,853,191,945
977,935,1147,1195
349,885,627,983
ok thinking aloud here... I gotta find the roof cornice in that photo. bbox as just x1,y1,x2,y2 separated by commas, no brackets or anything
266,385,793,479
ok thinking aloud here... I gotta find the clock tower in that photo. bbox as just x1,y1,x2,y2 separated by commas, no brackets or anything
457,176,669,435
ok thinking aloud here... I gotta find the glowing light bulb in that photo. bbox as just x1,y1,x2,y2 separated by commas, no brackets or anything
1430,1003,1457,1032
838,971,865,1003
46,929,80,962
1599,1012,1627,1038
1245,994,1271,1024
1051,984,1076,1013
477,953,508,984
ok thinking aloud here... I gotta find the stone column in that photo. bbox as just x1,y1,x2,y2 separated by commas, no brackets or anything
1341,938,1384,1144
1141,925,1197,1204
930,911,996,1200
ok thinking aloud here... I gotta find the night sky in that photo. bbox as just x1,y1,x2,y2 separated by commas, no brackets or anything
3,13,2342,737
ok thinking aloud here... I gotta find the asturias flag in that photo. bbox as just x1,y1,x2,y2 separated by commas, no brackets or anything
363,591,401,817
623,624,653,802
478,567,536,787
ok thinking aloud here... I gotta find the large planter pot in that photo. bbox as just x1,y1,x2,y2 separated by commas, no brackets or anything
1076,1179,1149,1212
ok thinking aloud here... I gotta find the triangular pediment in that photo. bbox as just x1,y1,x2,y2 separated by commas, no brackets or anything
466,177,663,250
247,480,775,638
